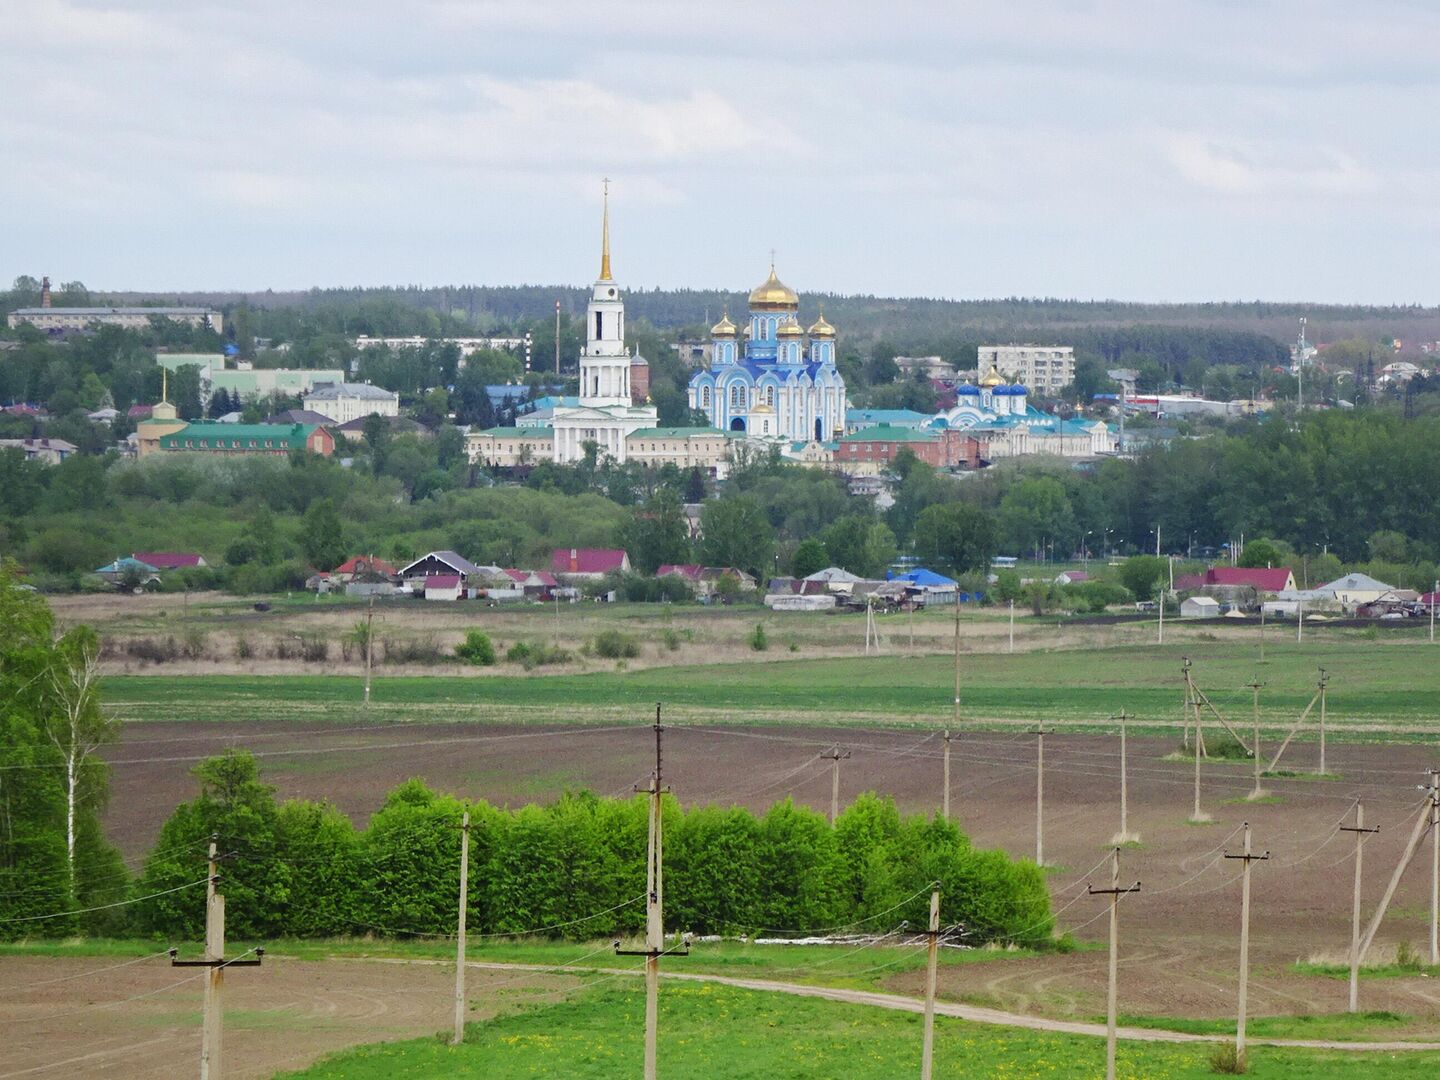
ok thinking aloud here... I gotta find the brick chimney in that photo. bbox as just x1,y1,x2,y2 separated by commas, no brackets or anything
40,276,51,308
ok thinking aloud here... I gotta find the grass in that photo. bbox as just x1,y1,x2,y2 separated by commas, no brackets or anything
275,981,1440,1079
100,638,1440,740
1118,1010,1423,1041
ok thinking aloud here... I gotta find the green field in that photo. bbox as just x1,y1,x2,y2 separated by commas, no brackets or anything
278,980,1440,1079
103,639,1440,737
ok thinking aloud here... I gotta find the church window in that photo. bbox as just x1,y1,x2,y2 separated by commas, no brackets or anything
766,386,775,406
595,312,603,339
702,387,711,408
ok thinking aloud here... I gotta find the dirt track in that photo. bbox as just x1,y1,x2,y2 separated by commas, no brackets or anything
0,955,578,1079
97,721,1440,1029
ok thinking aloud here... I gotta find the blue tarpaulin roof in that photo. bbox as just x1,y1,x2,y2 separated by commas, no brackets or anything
887,567,957,587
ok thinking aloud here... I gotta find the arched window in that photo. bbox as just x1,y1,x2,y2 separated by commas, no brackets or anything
766,386,775,406
702,386,711,408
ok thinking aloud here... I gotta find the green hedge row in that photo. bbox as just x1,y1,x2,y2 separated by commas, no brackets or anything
132,750,1052,946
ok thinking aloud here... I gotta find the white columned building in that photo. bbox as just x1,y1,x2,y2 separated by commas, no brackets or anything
550,183,657,463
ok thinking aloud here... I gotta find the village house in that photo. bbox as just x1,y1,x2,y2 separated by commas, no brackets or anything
549,548,630,579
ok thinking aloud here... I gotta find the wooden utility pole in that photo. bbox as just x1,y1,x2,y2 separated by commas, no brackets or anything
1340,801,1379,1012
1223,823,1269,1066
1246,681,1264,802
823,746,851,824
615,708,689,1080
919,885,942,1080
170,838,263,1080
1088,849,1141,1080
1032,728,1047,866
362,595,375,707
453,810,470,1045
1266,669,1327,773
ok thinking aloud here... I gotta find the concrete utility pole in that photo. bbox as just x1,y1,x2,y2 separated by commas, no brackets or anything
1032,728,1047,866
453,810,470,1045
1430,578,1437,644
1340,802,1379,1012
1111,711,1134,844
169,838,264,1080
1224,823,1269,1066
1318,669,1328,777
555,299,561,375
823,746,851,824
1357,773,1440,966
1008,598,1015,654
919,885,942,1080
1088,849,1141,1080
1258,603,1266,665
1432,769,1439,967
1246,681,1264,802
941,730,952,821
615,708,689,1080
363,595,375,707
1297,598,1303,643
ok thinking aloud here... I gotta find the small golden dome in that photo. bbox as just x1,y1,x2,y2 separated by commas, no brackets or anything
807,313,835,338
748,265,799,310
776,315,805,338
980,363,1006,388
711,311,737,338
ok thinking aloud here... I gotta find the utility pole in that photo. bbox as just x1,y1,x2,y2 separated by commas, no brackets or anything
1032,727,1047,866
941,730,951,821
1432,769,1439,967
1297,597,1303,643
1430,578,1437,644
1356,772,1440,966
170,838,264,1080
1340,802,1379,1012
1008,598,1015,653
453,810,470,1045
1223,823,1269,1067
919,884,943,1080
363,595,375,707
1246,681,1264,802
1088,849,1141,1080
823,745,851,824
555,299,561,375
1258,602,1265,665
1318,669,1328,777
615,707,689,1080
1112,710,1134,844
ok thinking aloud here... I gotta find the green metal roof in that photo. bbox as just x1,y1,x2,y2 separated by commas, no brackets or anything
158,423,324,451
471,426,553,437
838,423,939,443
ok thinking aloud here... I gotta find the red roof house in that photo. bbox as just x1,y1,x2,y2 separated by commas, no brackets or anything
1204,567,1296,593
550,548,631,578
132,552,206,570
332,555,399,580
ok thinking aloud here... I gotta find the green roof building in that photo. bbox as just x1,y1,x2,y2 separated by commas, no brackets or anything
157,422,336,457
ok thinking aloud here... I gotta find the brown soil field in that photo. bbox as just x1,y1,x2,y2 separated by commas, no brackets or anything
97,722,1440,1029
0,954,580,1079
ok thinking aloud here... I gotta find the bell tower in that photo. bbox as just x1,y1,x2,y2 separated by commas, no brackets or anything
579,180,631,407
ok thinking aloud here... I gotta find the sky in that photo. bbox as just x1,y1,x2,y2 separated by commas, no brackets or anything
2,0,1437,303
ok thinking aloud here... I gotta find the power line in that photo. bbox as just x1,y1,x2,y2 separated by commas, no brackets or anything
0,877,209,924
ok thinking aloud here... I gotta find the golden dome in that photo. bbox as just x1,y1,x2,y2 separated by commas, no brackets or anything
776,315,805,337
748,265,799,310
807,313,835,338
711,311,737,338
980,363,1006,388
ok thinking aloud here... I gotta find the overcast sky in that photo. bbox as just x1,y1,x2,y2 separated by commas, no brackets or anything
2,1,1437,302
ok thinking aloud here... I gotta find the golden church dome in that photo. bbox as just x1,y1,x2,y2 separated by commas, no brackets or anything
980,363,1006,388
749,265,800,310
711,311,737,338
807,313,835,338
776,315,805,338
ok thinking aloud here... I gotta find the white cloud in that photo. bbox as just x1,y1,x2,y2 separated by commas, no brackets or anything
1162,133,1382,197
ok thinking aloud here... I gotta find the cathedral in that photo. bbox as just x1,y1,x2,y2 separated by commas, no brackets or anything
547,187,658,463
687,267,847,442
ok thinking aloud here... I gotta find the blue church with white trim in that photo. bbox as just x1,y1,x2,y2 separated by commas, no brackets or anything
687,265,847,442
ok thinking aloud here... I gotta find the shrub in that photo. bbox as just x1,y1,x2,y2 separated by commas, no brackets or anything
124,636,179,664
381,635,444,665
660,628,682,652
1208,1042,1246,1074
1062,580,1131,613
749,623,768,651
593,629,640,659
234,636,253,660
506,641,572,670
299,634,329,663
455,630,497,666
181,628,208,660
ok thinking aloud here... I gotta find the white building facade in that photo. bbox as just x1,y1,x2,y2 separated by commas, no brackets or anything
302,382,401,424
978,345,1075,395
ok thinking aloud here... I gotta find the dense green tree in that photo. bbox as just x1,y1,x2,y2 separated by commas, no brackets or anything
820,515,897,578
790,538,829,578
1238,537,1287,569
998,477,1076,557
1117,555,1167,601
913,503,998,574
300,498,347,571
619,490,692,574
699,495,775,577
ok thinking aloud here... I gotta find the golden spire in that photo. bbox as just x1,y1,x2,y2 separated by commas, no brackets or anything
599,177,613,281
